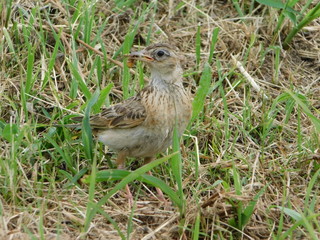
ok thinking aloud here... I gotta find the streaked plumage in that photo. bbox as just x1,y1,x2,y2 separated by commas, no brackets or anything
76,43,192,169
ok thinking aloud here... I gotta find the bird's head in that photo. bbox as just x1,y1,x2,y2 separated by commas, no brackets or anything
127,43,182,78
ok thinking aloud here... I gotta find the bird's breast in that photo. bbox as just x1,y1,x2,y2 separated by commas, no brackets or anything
142,87,191,133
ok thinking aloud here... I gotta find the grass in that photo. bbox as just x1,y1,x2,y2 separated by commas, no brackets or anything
0,0,320,239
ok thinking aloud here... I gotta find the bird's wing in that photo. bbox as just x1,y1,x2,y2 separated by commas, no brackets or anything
83,96,146,129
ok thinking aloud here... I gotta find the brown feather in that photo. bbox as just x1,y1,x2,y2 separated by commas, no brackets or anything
74,96,146,130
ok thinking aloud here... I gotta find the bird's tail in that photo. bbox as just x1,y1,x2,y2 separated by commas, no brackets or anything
52,123,81,128
52,115,84,128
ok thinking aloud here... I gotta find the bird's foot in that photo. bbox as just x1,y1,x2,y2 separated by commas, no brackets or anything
125,184,134,207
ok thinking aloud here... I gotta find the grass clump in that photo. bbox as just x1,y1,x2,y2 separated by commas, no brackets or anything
0,0,319,239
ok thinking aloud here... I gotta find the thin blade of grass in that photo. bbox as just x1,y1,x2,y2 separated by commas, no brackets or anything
122,32,134,99
283,3,320,49
196,23,201,69
86,169,181,206
41,28,62,90
232,164,241,196
138,61,145,89
84,152,178,231
256,0,298,13
242,184,268,226
68,58,92,100
25,45,35,95
192,212,201,240
191,63,212,122
286,90,320,132
84,143,98,239
92,83,114,114
232,0,244,18
279,213,320,240
71,0,83,24
62,168,88,188
297,0,315,21
277,206,302,221
4,0,13,28
208,27,220,64
83,6,94,44
300,213,318,240
43,131,76,174
171,126,184,214
232,163,243,229
304,168,320,212
87,56,101,86
82,90,99,161
2,27,15,55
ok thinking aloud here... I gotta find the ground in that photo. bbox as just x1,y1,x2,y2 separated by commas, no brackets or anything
0,0,319,239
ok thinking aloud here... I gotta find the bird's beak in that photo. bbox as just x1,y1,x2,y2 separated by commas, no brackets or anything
125,50,154,62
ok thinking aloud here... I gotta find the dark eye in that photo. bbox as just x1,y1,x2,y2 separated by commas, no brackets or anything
157,50,165,57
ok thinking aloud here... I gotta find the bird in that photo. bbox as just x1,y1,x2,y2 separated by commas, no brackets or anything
75,43,192,202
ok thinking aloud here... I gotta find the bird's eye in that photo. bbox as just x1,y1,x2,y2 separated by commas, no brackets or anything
156,50,165,57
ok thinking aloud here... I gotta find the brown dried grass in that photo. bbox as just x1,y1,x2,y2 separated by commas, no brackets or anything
0,0,319,239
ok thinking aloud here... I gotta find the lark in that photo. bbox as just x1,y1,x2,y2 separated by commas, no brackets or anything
76,43,192,201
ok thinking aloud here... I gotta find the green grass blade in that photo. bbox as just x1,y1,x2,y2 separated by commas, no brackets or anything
83,6,94,44
138,61,145,89
4,0,13,28
297,107,302,152
242,184,268,227
191,63,212,122
256,0,298,13
300,213,318,240
87,56,101,86
41,28,62,90
192,212,201,240
196,23,201,68
232,164,242,195
96,56,102,84
68,59,92,100
38,202,45,240
63,168,88,188
146,4,157,45
273,45,281,83
286,90,320,132
71,0,84,24
2,123,19,143
279,213,320,240
84,143,98,238
25,46,35,95
92,19,109,46
171,126,184,214
278,206,302,221
3,27,15,55
297,0,315,22
87,169,181,206
208,27,220,64
232,163,243,229
84,152,178,231
283,3,320,49
122,33,134,99
92,83,114,114
43,131,76,174
82,90,99,161
232,0,244,17
304,168,320,212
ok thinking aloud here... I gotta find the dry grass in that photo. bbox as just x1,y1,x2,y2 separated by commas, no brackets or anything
0,0,319,239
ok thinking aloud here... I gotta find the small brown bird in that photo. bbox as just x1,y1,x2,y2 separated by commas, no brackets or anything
77,43,192,201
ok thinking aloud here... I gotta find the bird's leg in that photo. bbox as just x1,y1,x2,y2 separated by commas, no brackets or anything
116,151,133,206
116,150,127,170
144,157,167,203
143,156,154,165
